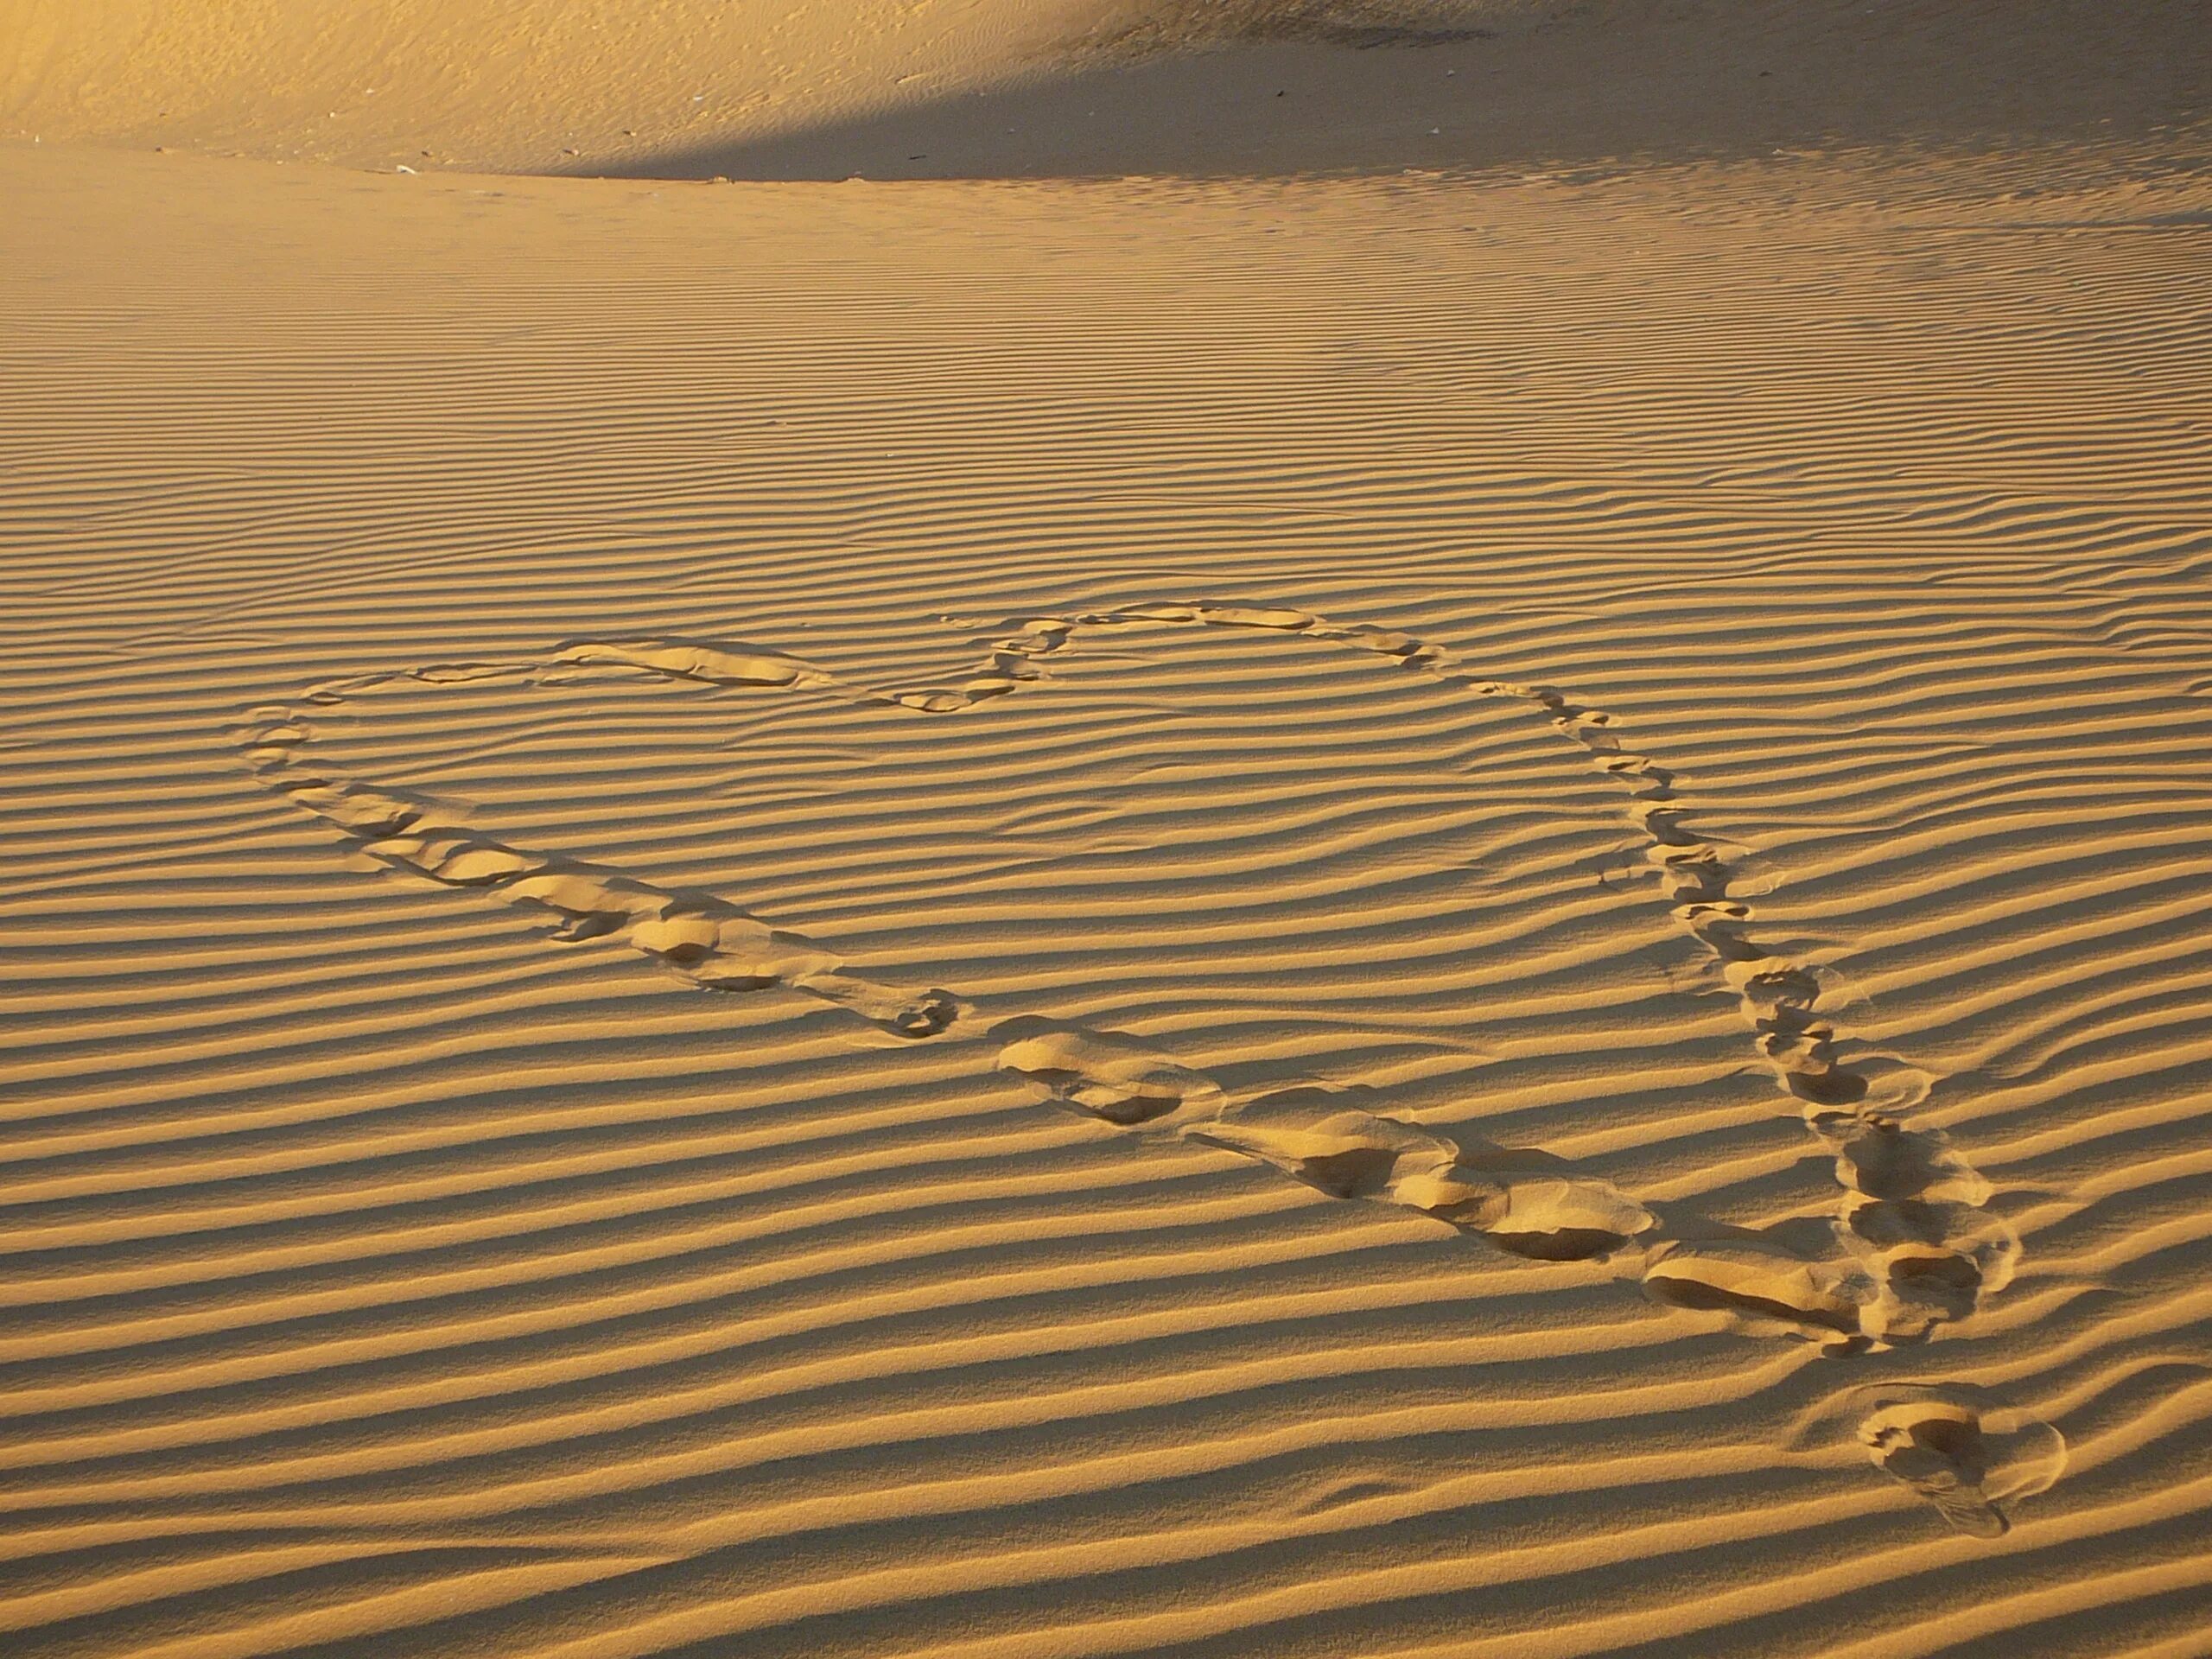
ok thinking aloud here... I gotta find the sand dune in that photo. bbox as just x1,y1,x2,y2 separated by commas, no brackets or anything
3,3,2212,1656
4,1,2204,178
0,0,1088,175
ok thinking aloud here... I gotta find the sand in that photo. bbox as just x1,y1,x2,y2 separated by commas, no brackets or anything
3,3,2211,1655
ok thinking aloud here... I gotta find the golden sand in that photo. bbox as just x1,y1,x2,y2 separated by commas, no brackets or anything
3,3,2209,1654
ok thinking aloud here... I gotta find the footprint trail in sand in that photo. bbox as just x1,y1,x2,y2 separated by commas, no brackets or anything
245,651,965,1036
238,600,2053,1532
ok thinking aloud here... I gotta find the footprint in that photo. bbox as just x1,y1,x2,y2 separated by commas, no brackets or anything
1098,601,1318,632
283,781,426,839
1809,1108,2018,1343
1847,1195,2018,1310
1311,621,1426,658
1192,1096,1515,1225
1758,1019,1868,1106
1641,1237,1878,1348
1195,1088,1652,1260
993,1019,1226,1123
360,829,548,887
1856,1385,2067,1536
988,1035,1654,1263
1821,1112,1991,1208
798,971,963,1038
1483,1174,1658,1261
511,868,660,941
556,638,840,693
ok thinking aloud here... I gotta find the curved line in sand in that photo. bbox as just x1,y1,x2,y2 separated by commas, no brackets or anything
237,598,2050,1531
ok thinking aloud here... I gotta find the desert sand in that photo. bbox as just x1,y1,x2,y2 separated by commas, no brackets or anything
3,2,2210,1655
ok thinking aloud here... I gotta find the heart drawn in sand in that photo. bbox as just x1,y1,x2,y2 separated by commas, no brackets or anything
238,599,2055,1533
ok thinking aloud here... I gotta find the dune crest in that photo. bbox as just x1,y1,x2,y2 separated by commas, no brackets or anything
6,0,2201,176
0,0,1095,173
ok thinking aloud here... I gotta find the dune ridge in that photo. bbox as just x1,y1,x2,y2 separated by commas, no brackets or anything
4,0,2202,179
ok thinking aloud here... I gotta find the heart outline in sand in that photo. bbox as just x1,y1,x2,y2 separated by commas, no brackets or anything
239,599,2055,1532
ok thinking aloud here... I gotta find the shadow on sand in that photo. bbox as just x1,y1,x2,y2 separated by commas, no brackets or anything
575,0,2209,182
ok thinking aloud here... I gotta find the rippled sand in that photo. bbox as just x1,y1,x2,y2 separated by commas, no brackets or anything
3,4,2209,1654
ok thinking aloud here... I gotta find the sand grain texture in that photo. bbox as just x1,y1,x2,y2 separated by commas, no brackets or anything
3,4,2212,1655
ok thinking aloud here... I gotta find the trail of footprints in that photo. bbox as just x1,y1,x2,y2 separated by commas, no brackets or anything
237,601,2056,1534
